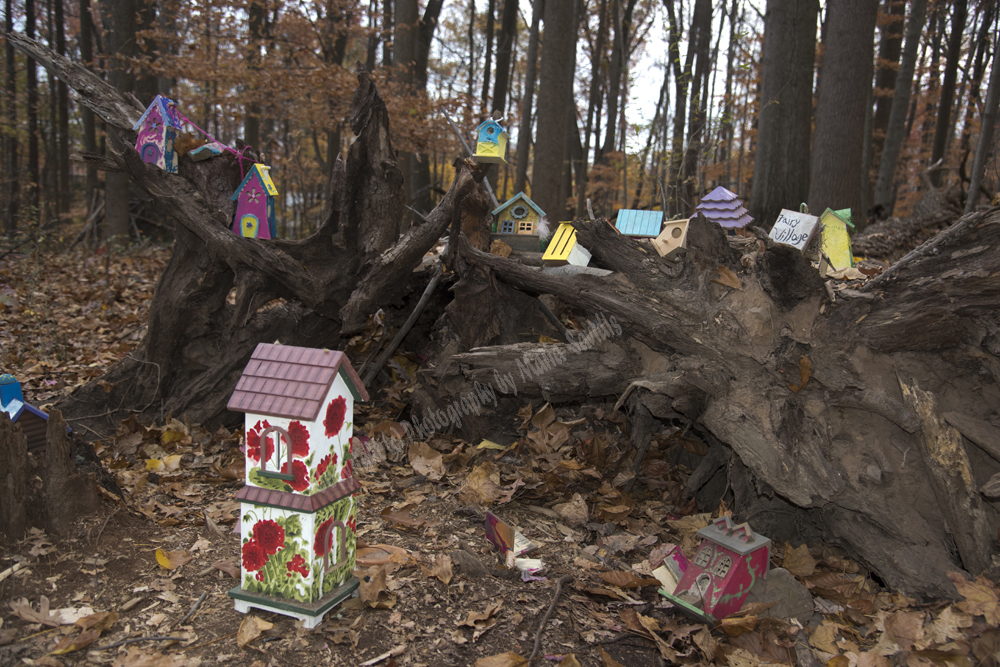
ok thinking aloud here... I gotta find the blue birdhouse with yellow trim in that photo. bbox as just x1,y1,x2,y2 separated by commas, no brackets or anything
474,120,509,164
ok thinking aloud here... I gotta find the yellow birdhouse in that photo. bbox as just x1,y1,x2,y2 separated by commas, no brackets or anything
474,120,509,164
542,223,591,267
819,208,855,269
652,218,690,257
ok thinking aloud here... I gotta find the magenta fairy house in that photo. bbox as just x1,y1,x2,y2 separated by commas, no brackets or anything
232,163,279,239
660,515,770,623
227,343,369,628
133,95,183,174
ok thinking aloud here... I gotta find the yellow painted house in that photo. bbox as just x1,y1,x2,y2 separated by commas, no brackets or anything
819,208,855,269
493,192,544,235
542,223,591,267
474,120,509,164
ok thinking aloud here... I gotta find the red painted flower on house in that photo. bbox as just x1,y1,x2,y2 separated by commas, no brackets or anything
242,538,266,571
340,460,353,480
324,396,347,437
246,421,275,462
286,554,310,577
280,460,310,492
347,516,357,533
253,519,285,555
287,421,310,458
314,517,335,557
255,571,264,581
315,452,338,479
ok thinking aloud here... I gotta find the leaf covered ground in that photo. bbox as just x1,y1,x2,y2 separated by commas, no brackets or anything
2,245,999,667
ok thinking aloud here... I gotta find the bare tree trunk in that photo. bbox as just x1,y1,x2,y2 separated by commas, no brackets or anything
870,0,905,178
664,0,695,216
680,0,712,210
490,0,518,114
26,0,39,215
513,0,542,195
4,0,18,235
532,0,576,218
78,0,98,220
873,0,928,214
101,0,137,245
481,0,495,111
965,45,1000,213
928,0,967,187
245,0,264,150
55,0,69,214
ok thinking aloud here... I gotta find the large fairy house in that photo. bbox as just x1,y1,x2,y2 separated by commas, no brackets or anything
0,374,54,454
695,186,753,232
133,95,183,174
614,209,664,237
819,208,855,269
660,516,770,623
474,119,509,164
493,192,544,235
232,164,279,239
227,343,369,628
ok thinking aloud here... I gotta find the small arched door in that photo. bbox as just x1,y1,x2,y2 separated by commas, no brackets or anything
240,214,260,238
140,143,161,165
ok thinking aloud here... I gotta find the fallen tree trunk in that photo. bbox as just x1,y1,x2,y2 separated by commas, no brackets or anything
438,211,1000,599
6,31,492,434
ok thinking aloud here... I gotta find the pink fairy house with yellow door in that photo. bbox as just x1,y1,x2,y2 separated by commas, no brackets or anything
133,95,183,174
232,163,279,239
227,343,368,628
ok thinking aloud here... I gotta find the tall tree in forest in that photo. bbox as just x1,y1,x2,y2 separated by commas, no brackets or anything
577,0,607,208
513,0,542,194
383,0,393,65
533,0,577,218
245,0,265,150
663,0,695,215
928,0,967,186
490,0,518,114
78,0,97,218
101,0,137,244
870,0,905,176
748,0,817,228
808,0,879,217
873,0,928,214
965,43,1000,213
26,0,39,215
4,0,18,234
719,0,738,190
481,0,495,109
55,0,69,214
679,0,712,209
597,0,638,164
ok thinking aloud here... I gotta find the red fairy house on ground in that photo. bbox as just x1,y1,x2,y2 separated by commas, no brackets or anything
232,163,279,239
133,95,183,174
227,343,368,628
660,516,770,623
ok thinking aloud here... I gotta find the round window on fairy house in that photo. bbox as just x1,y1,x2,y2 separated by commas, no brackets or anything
511,205,529,219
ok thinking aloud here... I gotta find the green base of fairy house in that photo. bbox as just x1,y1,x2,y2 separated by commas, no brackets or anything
658,589,716,625
229,576,359,629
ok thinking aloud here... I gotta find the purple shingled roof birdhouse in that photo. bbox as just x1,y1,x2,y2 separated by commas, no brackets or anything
695,186,753,229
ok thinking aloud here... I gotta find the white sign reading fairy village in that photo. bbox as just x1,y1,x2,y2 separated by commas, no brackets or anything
768,209,819,252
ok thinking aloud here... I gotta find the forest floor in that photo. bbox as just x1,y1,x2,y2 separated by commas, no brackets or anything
1,243,999,667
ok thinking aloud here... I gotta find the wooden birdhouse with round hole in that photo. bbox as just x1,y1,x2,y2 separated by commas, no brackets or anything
660,516,770,623
226,343,368,628
232,164,279,239
652,218,690,257
474,119,509,164
133,95,183,173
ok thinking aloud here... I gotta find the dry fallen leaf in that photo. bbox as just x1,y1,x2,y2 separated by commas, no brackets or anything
883,610,925,651
355,565,397,609
8,596,63,627
557,655,582,666
598,571,659,589
474,653,527,667
948,572,1000,625
408,440,445,480
236,615,273,648
155,549,193,570
787,356,811,393
783,543,818,577
599,646,625,667
720,614,758,638
711,265,743,290
458,600,503,641
552,493,589,526
421,554,454,586
211,560,239,579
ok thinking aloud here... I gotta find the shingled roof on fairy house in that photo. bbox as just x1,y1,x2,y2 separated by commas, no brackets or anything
695,186,753,229
1,374,55,454
227,343,369,628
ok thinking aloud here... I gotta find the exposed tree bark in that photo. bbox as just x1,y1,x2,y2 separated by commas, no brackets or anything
383,0,392,66
664,0,695,215
929,0,967,187
245,0,264,150
55,0,69,214
532,0,577,219
873,0,928,215
448,203,1000,600
748,0,817,229
808,0,879,217
680,0,712,210
513,0,542,195
4,0,18,235
481,0,495,110
491,0,518,115
26,0,39,214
